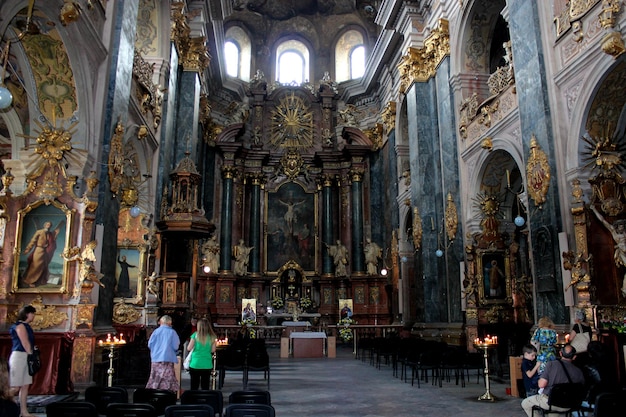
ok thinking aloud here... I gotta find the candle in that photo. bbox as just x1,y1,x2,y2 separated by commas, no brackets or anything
506,169,511,188
565,334,569,343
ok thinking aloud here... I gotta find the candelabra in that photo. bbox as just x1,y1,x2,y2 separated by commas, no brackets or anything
473,335,498,402
98,333,127,387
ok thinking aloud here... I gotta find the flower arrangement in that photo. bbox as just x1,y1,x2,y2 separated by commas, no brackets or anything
299,296,312,310
337,317,355,342
239,318,257,338
271,296,284,310
600,318,626,333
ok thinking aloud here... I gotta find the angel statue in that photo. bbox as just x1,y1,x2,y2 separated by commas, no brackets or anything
63,240,105,298
146,271,163,298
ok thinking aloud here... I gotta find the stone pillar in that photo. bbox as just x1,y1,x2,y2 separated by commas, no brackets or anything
248,174,263,275
350,168,365,274
219,165,235,273
322,174,334,276
508,0,566,323
174,71,201,162
95,0,140,326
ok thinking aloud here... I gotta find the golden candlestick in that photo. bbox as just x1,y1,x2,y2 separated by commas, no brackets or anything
473,336,498,402
98,333,127,387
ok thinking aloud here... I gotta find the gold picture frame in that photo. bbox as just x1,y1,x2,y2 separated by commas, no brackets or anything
115,246,146,301
12,200,73,293
476,248,512,305
339,298,353,319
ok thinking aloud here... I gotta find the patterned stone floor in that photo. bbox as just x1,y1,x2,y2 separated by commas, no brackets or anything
30,345,529,416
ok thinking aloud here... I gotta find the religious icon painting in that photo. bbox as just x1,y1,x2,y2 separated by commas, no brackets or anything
13,200,72,293
242,298,257,322
339,298,353,319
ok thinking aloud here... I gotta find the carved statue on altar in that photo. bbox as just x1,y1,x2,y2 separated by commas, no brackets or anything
201,235,220,273
591,204,626,297
233,239,253,276
327,240,348,277
63,240,105,299
364,238,382,275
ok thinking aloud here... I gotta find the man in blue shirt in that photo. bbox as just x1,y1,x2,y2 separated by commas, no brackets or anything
146,315,180,392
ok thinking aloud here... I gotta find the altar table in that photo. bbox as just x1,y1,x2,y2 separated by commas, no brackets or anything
289,332,327,358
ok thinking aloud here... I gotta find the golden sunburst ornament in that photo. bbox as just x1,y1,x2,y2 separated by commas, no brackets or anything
271,92,313,149
23,117,77,166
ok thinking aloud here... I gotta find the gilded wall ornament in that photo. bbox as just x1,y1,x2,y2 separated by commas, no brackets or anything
280,149,304,180
112,301,141,324
8,296,68,330
444,193,458,242
526,134,551,208
412,206,422,250
271,92,313,149
381,101,396,135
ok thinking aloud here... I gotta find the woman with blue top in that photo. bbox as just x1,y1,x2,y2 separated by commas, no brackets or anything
9,305,36,417
146,315,180,392
530,316,558,374
187,318,217,390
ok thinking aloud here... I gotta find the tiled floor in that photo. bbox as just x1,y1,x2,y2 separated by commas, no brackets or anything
30,345,529,416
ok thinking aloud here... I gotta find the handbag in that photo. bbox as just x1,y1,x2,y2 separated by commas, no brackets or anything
183,349,193,371
570,323,590,353
27,346,41,376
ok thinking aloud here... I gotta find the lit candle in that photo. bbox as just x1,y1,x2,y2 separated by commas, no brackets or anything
565,334,569,343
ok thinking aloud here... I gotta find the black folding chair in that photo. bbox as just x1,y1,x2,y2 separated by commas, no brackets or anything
181,390,224,416
228,390,271,405
530,383,585,417
85,385,129,414
133,388,177,416
223,404,275,417
106,402,158,417
165,404,215,417
46,401,98,417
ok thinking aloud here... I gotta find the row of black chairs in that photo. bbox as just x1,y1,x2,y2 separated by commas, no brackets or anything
47,386,272,417
46,402,275,417
531,388,625,417
358,337,484,388
217,339,270,390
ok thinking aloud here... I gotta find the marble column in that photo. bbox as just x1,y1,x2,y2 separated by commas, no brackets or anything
406,79,445,323
322,174,334,276
219,166,235,272
248,174,263,275
175,71,200,162
95,0,139,326
507,0,565,323
351,169,365,274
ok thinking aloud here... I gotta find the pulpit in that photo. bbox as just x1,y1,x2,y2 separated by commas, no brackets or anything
290,332,327,358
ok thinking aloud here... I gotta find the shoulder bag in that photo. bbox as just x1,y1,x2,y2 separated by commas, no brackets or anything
27,346,41,376
570,323,589,353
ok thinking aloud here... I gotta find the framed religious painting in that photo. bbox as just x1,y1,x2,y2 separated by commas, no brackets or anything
339,298,353,320
12,200,73,293
115,246,145,300
476,248,512,305
265,181,318,273
242,298,257,322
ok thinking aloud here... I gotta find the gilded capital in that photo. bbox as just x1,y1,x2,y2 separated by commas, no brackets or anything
397,19,450,94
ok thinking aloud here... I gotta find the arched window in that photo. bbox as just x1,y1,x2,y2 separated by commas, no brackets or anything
335,29,365,82
276,40,309,84
224,41,240,77
350,45,365,79
224,26,252,81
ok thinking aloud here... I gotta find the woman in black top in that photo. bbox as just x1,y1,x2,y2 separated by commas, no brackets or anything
9,305,36,417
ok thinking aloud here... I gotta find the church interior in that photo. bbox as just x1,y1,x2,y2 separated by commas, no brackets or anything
1,0,626,393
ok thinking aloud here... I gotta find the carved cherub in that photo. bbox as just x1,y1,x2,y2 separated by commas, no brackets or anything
145,271,163,298
63,240,105,298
